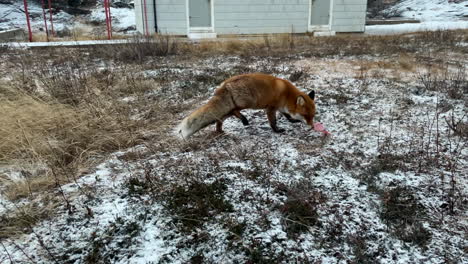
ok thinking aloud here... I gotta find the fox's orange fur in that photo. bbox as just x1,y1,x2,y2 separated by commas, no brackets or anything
177,73,316,138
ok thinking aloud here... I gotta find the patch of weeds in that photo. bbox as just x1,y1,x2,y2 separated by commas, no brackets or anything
327,91,352,105
226,219,247,241
227,141,258,161
126,177,152,197
83,237,105,264
417,30,462,50
368,153,405,176
244,239,288,264
381,186,425,225
117,150,148,162
95,35,178,63
165,178,233,231
348,234,375,264
364,152,402,191
380,186,431,247
246,162,266,181
178,80,209,100
181,138,214,152
193,70,228,85
394,222,432,248
124,161,165,198
210,71,232,84
229,65,253,76
280,183,326,238
289,70,304,82
81,218,142,263
189,254,205,264
445,112,468,138
320,206,345,247
188,231,211,244
453,122,468,138
0,202,56,239
418,64,467,100
194,73,216,83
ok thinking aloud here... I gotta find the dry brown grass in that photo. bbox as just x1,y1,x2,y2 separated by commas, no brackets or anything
26,26,130,42
0,96,85,161
350,54,420,80
0,93,142,200
66,29,468,64
0,49,176,237
0,48,163,203
184,33,301,56
191,29,465,59
0,202,57,239
23,28,468,58
92,34,179,63
0,69,187,238
398,53,416,71
31,33,59,42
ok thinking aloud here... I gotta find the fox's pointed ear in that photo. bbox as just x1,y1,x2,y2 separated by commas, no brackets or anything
296,96,305,106
308,90,315,100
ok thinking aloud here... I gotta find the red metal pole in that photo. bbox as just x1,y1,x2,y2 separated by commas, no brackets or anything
40,0,49,41
48,0,54,36
143,0,149,36
104,0,111,40
23,0,33,42
107,0,112,38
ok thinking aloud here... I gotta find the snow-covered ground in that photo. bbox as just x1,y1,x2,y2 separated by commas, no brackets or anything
366,20,468,35
0,1,135,34
0,51,466,263
0,1,72,32
89,4,136,31
366,0,468,34
387,0,468,21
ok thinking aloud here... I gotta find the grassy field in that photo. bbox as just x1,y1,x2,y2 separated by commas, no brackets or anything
0,30,467,263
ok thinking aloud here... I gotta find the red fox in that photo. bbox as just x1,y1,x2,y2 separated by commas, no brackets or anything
177,73,316,138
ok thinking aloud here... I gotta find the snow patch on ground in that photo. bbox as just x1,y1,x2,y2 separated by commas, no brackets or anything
368,0,468,35
366,20,468,35
389,0,468,21
89,6,135,30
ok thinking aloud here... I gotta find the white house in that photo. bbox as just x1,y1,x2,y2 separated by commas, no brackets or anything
134,0,367,39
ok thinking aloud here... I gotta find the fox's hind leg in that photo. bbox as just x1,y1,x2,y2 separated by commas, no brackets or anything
216,121,224,133
233,110,249,126
216,114,231,133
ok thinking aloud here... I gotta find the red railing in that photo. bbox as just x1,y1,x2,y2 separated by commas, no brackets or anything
21,0,113,42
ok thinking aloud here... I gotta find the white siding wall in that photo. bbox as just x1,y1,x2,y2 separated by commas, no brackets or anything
156,0,187,34
331,0,367,32
135,0,187,35
214,0,309,35
135,0,368,36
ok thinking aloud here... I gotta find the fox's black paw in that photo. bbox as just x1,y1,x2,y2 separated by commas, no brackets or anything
272,127,285,133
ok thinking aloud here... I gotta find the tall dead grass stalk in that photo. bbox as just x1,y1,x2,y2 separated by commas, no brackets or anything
0,90,140,201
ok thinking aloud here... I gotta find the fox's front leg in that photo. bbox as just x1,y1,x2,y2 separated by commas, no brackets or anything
266,108,284,133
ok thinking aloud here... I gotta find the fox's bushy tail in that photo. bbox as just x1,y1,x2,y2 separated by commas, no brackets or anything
177,94,234,139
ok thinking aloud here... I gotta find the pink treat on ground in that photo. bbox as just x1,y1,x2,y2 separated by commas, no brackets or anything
313,122,331,135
